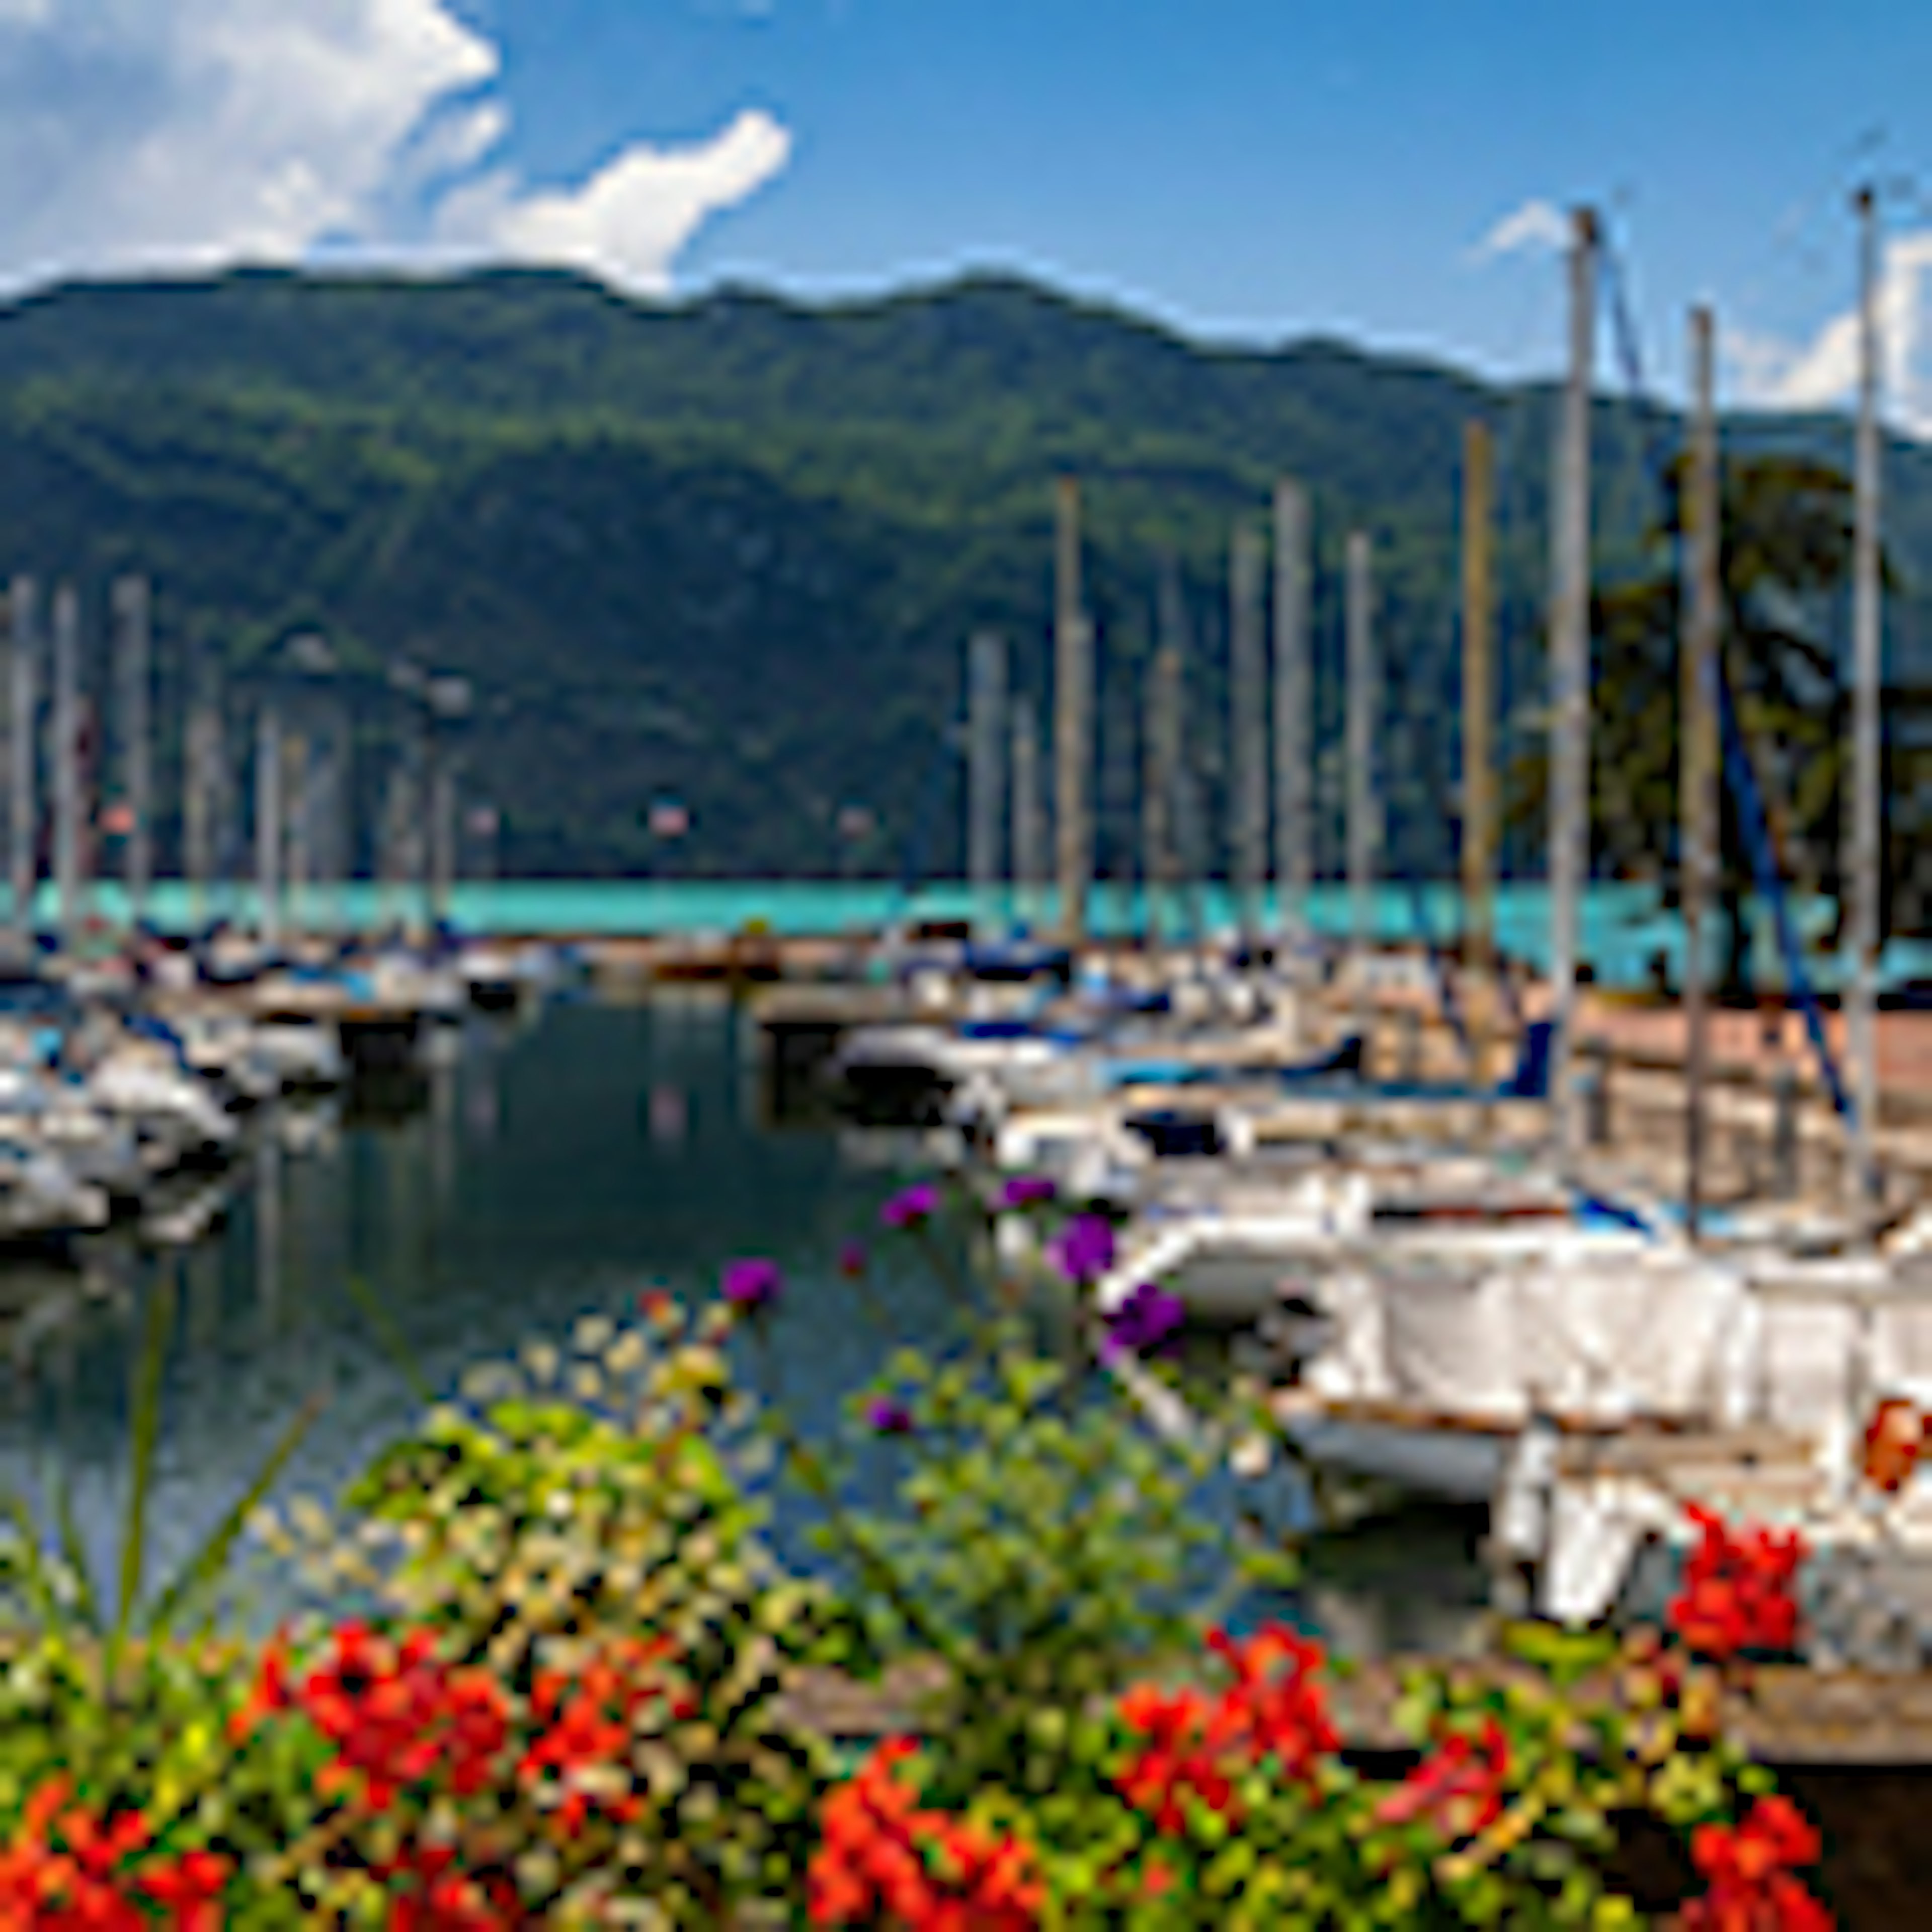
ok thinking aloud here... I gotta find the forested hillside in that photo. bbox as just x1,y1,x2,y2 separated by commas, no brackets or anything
0,266,1918,879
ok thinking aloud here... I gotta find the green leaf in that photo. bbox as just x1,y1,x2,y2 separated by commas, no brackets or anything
341,1269,433,1405
0,1492,67,1631
145,1390,325,1639
108,1277,175,1684
48,1465,102,1639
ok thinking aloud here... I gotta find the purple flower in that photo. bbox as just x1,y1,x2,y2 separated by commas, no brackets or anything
865,1396,915,1436
721,1257,783,1312
881,1182,939,1230
1048,1213,1117,1284
1102,1281,1185,1358
838,1239,869,1279
998,1174,1058,1211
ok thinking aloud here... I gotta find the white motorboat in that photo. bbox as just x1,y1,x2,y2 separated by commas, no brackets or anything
251,1017,346,1090
86,1045,238,1164
0,1128,110,1240
459,944,533,1014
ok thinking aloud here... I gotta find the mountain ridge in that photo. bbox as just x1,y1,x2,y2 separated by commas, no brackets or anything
0,265,1917,879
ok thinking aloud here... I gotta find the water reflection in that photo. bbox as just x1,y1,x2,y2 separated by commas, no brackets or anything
0,997,1491,1653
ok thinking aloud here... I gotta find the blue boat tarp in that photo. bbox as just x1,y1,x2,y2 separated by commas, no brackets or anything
1259,1020,1555,1107
960,942,1073,982
957,1016,1040,1043
1101,1034,1367,1091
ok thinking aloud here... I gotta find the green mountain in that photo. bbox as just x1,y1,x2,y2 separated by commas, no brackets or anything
0,265,1918,881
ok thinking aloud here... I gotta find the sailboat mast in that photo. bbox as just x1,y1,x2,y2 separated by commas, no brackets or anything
114,576,152,931
1461,423,1495,1084
1229,519,1267,951
52,582,82,948
256,703,283,949
1141,586,1174,949
8,578,36,941
1273,479,1312,966
1848,185,1883,1212
1683,306,1721,1237
1549,206,1598,1162
1053,476,1090,947
1345,530,1378,1042
967,630,1007,940
1010,693,1043,936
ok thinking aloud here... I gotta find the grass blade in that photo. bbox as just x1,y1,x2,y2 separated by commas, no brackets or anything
108,1277,174,1683
49,1464,102,1638
342,1271,433,1407
0,1491,63,1632
145,1389,325,1639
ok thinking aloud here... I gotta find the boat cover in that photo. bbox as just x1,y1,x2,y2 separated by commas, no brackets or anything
1304,1246,1757,1426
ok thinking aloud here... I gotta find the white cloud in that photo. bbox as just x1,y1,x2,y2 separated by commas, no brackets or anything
1470,197,1568,264
437,109,791,295
0,1,793,295
1726,230,1932,438
405,97,511,188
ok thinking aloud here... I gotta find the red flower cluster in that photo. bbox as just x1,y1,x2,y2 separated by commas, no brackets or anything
1114,1685,1234,1833
1114,1624,1339,1833
232,1622,511,1813
1667,1507,1806,1663
373,1839,523,1931
808,1739,1043,1929
1204,1626,1339,1784
1682,1795,1833,1931
1373,1717,1511,1843
518,1637,680,1835
0,1777,229,1929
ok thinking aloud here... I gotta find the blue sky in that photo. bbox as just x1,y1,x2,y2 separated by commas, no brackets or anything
1,1,1927,424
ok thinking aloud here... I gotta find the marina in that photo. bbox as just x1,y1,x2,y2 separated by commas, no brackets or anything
0,152,1920,1920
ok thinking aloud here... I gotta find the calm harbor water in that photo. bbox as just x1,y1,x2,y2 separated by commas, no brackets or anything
0,993,1487,1653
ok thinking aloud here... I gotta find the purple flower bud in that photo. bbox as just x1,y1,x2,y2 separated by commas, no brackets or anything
881,1182,939,1230
838,1239,869,1279
998,1174,1058,1211
1049,1213,1117,1284
721,1257,782,1312
1101,1281,1186,1358
865,1396,915,1436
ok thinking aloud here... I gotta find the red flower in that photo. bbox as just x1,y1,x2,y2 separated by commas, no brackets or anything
1668,1508,1807,1663
0,1776,231,1930
135,1850,232,1930
1374,1717,1512,1843
1139,1859,1175,1899
1114,1685,1234,1833
517,1637,671,1833
378,1840,522,1931
1682,1795,1833,1931
1112,1625,1337,1836
809,1741,1042,1929
266,1622,512,1815
1204,1625,1338,1785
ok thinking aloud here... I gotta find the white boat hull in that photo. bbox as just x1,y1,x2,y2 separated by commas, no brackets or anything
1279,1409,1505,1507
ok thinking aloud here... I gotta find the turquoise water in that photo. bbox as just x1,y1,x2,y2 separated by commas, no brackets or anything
42,876,1924,991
